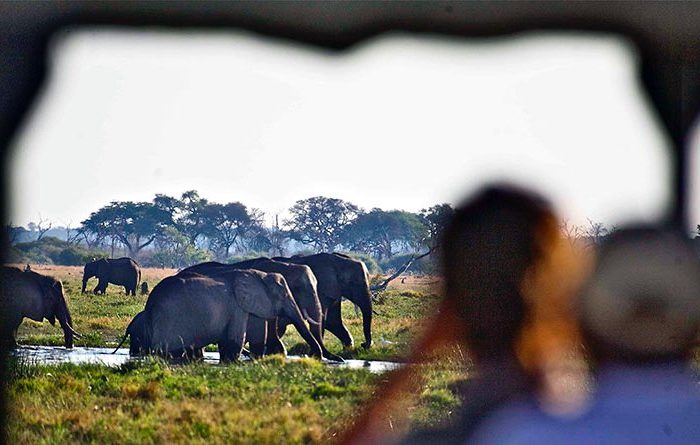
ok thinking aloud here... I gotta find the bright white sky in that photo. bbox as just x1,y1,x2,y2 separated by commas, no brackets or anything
9,30,681,228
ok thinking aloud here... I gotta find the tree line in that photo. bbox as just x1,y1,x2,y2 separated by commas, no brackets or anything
6,191,454,270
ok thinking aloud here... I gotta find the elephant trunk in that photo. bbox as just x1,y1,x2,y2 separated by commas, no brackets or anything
55,293,77,349
135,312,151,356
81,269,94,294
82,262,97,293
354,287,373,349
284,301,323,359
303,305,343,362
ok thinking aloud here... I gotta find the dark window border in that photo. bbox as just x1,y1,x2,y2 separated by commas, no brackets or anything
2,2,699,442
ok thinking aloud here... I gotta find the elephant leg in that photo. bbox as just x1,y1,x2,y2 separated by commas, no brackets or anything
246,316,267,358
324,301,354,348
95,280,107,294
220,311,248,363
265,318,287,356
6,327,18,349
1,316,20,349
276,317,289,338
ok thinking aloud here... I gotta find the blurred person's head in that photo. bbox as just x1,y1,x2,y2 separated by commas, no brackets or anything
579,226,700,364
337,184,572,444
441,184,556,363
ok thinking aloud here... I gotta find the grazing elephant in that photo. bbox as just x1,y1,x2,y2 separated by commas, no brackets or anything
275,253,373,349
0,266,81,348
82,257,141,296
180,259,343,362
140,282,149,295
115,270,323,362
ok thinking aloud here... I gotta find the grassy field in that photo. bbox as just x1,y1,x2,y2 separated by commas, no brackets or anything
6,265,468,444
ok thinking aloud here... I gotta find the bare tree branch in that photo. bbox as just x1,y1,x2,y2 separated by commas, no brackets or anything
370,248,433,293
35,217,52,241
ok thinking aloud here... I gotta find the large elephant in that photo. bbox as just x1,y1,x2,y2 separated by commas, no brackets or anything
275,253,373,349
180,259,343,362
115,270,323,362
82,257,141,296
0,266,81,348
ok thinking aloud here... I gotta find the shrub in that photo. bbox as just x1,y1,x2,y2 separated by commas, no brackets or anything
226,252,270,264
54,246,103,266
12,237,106,266
146,247,211,269
379,253,436,275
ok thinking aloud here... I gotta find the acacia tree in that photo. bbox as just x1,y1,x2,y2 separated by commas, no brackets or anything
80,201,170,258
420,203,454,253
244,214,289,256
205,202,261,258
178,191,211,246
154,190,209,247
152,226,211,268
285,196,360,252
342,209,426,260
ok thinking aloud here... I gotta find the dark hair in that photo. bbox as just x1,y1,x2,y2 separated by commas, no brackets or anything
441,184,553,360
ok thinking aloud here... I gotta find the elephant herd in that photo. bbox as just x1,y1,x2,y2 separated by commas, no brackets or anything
2,253,374,363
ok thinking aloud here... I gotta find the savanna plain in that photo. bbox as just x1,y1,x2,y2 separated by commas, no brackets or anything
7,265,469,444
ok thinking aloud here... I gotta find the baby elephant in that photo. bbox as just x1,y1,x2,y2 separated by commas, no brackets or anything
116,270,323,362
140,281,149,295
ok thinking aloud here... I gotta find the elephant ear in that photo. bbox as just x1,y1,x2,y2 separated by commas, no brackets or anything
234,272,277,319
42,280,61,325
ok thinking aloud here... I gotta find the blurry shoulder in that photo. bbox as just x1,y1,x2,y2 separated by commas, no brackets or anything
469,397,562,445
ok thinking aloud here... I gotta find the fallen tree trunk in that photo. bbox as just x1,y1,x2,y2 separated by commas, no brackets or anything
370,249,433,293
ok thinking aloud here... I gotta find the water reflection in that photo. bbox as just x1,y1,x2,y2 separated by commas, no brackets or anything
11,346,402,374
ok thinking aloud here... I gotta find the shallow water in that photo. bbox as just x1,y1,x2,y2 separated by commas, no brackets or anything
11,346,402,374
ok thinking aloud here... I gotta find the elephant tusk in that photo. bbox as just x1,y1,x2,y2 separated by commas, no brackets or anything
302,309,321,326
67,324,82,338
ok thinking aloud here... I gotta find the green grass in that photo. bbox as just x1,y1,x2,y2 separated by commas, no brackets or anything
9,268,466,443
7,356,467,444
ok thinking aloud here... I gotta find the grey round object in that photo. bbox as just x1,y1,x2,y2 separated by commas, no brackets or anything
580,231,700,357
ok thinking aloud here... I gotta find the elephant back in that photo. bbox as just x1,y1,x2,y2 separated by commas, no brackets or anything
178,261,228,276
145,273,226,310
111,257,140,270
144,275,188,310
0,266,29,300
